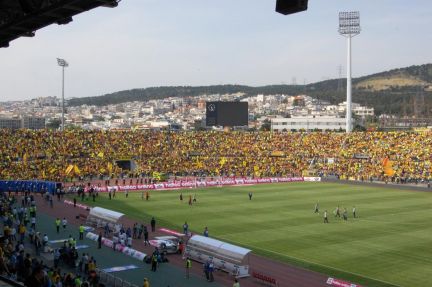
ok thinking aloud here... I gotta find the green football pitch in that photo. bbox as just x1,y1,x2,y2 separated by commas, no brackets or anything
81,182,432,287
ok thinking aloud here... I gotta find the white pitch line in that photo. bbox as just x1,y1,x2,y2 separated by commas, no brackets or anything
218,235,403,287
357,217,432,226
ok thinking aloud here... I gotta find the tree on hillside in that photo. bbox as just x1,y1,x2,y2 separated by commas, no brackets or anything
260,119,271,131
46,119,61,130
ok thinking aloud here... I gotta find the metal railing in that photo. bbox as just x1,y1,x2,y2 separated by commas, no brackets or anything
95,269,139,287
0,275,25,287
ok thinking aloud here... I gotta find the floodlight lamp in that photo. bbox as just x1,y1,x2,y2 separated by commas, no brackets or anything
57,58,69,67
338,11,361,36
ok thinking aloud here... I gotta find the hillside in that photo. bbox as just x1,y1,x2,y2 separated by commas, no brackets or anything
68,64,432,116
354,76,427,91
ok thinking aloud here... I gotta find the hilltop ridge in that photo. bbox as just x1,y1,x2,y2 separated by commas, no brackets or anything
68,64,432,116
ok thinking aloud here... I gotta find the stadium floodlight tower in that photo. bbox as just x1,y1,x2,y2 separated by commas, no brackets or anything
339,11,360,133
57,58,69,131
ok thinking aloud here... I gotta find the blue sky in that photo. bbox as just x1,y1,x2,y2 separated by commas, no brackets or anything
0,0,431,101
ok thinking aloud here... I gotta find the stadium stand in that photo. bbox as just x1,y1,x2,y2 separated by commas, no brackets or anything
0,130,431,183
0,192,147,287
0,191,114,287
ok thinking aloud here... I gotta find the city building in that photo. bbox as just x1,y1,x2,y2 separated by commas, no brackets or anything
271,115,348,131
0,116,46,130
22,116,46,129
325,102,374,118
0,117,22,129
0,93,374,131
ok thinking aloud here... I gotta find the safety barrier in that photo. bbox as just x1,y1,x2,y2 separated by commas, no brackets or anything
0,275,25,287
0,180,57,193
96,269,139,287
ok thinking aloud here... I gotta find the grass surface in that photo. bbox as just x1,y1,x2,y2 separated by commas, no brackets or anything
78,182,432,287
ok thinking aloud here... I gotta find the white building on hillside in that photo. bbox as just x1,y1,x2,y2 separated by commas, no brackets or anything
325,102,374,118
271,115,349,131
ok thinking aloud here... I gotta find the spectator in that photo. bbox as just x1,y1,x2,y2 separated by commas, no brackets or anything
208,260,214,282
97,233,102,249
53,249,61,268
143,227,149,246
150,217,156,232
0,130,430,182
79,224,84,240
183,222,188,235
203,261,210,281
150,254,157,272
24,265,45,287
185,257,192,279
0,249,11,276
62,218,68,230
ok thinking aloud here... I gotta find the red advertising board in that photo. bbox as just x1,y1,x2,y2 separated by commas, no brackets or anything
92,176,307,193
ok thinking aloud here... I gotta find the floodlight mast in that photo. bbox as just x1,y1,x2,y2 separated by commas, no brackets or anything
339,11,360,133
57,58,69,131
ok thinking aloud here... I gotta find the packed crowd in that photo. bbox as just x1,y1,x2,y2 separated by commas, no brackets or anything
0,130,431,181
0,191,102,287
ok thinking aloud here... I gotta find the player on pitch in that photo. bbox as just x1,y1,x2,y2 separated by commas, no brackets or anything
314,202,319,213
335,206,341,218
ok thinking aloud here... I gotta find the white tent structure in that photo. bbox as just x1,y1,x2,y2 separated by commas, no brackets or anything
185,235,252,278
86,207,124,229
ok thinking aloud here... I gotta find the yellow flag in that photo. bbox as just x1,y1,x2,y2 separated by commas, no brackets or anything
383,157,395,176
73,165,81,175
195,160,203,168
65,165,74,175
107,162,113,173
97,152,104,158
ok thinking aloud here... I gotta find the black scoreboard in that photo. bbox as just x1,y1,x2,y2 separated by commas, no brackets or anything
206,101,248,127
